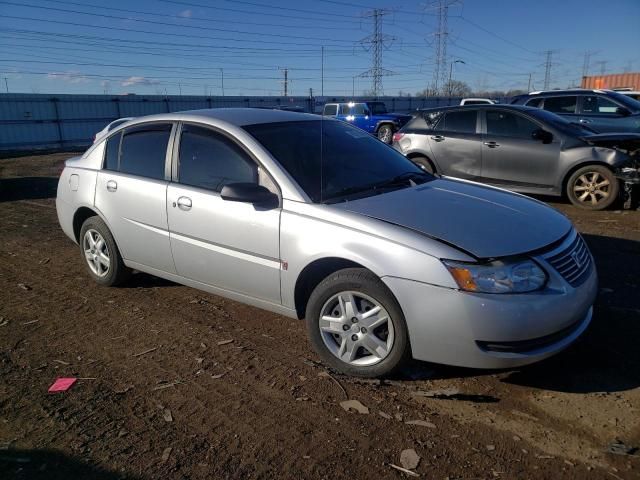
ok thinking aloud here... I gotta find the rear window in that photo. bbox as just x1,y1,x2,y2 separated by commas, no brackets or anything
543,96,577,114
439,110,477,133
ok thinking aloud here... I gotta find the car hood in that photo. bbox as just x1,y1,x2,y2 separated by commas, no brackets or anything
331,178,572,259
580,133,640,155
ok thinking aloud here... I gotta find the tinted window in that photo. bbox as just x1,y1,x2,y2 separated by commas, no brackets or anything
582,95,619,114
525,98,543,108
244,120,429,203
104,132,121,170
486,110,539,138
178,125,257,192
543,96,577,114
352,103,368,115
338,104,351,115
369,102,388,114
323,104,337,116
119,124,172,180
441,110,477,133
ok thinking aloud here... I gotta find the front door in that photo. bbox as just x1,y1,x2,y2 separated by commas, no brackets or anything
94,122,176,273
579,95,639,133
166,123,281,304
480,109,561,189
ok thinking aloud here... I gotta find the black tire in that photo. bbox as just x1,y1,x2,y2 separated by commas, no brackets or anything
377,124,393,144
79,216,131,286
566,165,619,210
305,268,410,378
410,156,435,174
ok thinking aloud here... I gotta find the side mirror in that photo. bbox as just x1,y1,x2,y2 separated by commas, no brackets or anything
531,128,553,144
616,106,631,116
220,183,278,206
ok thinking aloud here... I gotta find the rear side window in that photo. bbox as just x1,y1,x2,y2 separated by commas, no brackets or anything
104,132,121,171
178,124,258,192
119,124,172,180
525,98,543,108
486,110,539,138
543,96,577,114
582,95,619,114
323,104,337,116
440,110,477,133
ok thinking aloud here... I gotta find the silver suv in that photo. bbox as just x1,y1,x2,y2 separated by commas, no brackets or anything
57,108,597,377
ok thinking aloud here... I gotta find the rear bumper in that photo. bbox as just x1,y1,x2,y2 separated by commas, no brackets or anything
382,263,597,369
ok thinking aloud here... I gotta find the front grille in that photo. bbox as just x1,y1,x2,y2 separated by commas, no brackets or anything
544,234,592,287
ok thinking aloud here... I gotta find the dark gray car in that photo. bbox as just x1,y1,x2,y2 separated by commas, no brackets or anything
393,105,640,210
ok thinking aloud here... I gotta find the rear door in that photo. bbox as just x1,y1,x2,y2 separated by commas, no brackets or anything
541,95,579,123
480,109,560,188
166,123,281,303
427,109,482,178
94,122,176,273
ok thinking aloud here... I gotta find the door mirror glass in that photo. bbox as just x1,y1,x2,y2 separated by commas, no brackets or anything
220,183,278,205
531,128,553,144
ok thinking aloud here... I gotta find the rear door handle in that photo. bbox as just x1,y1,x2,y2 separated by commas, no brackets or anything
483,141,500,148
431,135,445,142
579,119,591,124
106,180,117,192
176,196,192,211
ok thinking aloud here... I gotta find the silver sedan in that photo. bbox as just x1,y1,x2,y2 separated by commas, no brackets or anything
56,109,597,377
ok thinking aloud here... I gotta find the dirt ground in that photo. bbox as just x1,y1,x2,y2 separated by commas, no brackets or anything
1,153,639,480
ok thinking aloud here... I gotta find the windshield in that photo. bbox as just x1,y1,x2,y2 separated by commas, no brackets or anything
244,120,431,203
527,108,598,135
369,102,388,114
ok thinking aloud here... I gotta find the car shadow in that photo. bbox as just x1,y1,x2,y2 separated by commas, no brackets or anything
0,176,59,202
119,271,178,289
394,233,640,395
0,448,138,480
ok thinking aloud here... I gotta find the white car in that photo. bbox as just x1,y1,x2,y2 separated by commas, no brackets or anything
93,117,135,143
460,98,496,105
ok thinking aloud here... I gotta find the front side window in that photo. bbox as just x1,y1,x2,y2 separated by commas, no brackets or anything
244,120,429,203
486,110,539,138
440,110,477,133
178,124,257,192
582,95,619,114
119,123,172,180
352,103,368,115
338,104,351,115
543,96,577,114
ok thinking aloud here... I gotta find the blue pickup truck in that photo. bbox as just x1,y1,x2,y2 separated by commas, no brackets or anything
322,101,412,144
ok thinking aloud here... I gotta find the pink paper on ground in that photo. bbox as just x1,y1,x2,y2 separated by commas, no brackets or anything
48,377,77,393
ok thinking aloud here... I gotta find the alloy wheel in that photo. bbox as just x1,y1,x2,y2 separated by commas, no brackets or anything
83,229,111,277
572,171,611,206
319,291,394,366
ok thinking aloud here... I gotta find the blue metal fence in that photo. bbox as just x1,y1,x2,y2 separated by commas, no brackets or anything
0,93,505,151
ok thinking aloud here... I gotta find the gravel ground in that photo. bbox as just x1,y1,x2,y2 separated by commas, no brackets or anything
1,153,639,480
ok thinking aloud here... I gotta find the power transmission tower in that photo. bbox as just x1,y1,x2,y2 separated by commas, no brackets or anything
543,50,553,90
358,8,395,97
279,67,289,96
582,50,597,78
425,0,461,95
595,61,607,75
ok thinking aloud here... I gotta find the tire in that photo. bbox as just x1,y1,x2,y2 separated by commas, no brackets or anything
377,124,393,144
79,216,131,286
566,165,619,210
305,268,409,378
410,156,435,174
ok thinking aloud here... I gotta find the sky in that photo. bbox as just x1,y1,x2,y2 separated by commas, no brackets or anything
0,0,638,97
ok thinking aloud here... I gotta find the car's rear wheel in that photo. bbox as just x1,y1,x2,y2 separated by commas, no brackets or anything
377,124,393,144
79,216,131,286
567,165,619,210
410,156,435,174
305,268,409,377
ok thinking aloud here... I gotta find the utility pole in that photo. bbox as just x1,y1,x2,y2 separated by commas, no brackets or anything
358,8,395,97
352,76,355,97
543,50,553,90
527,73,532,92
448,59,465,96
283,68,288,96
220,68,225,96
321,46,324,97
426,0,461,95
4,77,7,93
582,50,597,78
178,83,182,96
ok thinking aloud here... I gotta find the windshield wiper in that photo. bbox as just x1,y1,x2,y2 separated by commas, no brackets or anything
322,171,431,204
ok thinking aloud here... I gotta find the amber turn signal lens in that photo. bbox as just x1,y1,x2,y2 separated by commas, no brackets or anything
448,267,478,291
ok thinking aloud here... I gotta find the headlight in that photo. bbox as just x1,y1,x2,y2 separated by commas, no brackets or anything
443,258,547,294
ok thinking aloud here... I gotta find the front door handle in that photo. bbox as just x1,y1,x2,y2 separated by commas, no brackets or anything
483,141,500,148
431,135,445,142
176,196,192,211
106,180,117,192
579,119,591,124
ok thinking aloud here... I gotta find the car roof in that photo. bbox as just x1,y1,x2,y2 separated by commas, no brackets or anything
123,108,319,128
525,88,612,96
417,104,537,113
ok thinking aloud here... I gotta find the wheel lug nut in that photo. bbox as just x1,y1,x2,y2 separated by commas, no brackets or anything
351,334,358,341
342,325,349,331
351,317,358,323
360,327,367,334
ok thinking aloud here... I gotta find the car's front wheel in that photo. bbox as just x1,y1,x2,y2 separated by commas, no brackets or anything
567,165,619,210
377,124,394,144
305,268,409,377
410,156,435,174
79,216,131,286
